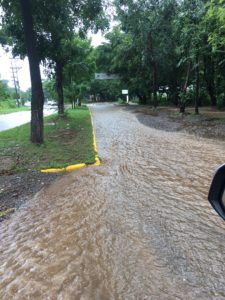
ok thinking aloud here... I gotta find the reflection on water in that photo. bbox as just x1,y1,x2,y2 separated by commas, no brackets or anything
1,104,225,299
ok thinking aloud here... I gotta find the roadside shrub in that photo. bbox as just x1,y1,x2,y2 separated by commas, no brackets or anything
179,91,192,107
0,99,17,109
199,90,211,106
185,90,195,105
131,96,139,104
159,94,170,106
117,97,126,104
217,93,225,110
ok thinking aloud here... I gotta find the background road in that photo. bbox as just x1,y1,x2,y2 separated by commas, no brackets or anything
0,106,56,132
1,103,225,299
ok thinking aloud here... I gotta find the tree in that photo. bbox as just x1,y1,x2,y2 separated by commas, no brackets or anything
114,0,161,105
205,0,225,51
42,80,56,102
107,0,219,111
0,0,108,143
0,80,11,100
204,0,225,106
63,36,96,106
20,87,32,104
19,0,44,144
107,1,181,105
33,0,107,116
0,0,46,144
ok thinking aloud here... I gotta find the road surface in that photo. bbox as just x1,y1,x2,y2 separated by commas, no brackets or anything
1,103,225,299
0,107,56,132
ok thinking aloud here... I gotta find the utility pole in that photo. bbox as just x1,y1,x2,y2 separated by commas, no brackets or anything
10,59,21,107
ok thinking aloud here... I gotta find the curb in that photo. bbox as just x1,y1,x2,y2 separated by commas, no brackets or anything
41,108,100,173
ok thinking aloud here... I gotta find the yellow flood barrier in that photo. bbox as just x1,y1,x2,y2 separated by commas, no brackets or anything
41,108,100,173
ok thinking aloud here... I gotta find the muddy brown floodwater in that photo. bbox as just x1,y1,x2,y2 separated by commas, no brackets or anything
1,103,225,299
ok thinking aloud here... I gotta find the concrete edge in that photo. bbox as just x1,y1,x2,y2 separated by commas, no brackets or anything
41,108,100,173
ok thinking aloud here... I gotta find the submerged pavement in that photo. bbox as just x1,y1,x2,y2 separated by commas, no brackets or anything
1,103,225,299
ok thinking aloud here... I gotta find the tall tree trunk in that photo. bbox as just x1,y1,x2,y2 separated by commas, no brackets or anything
19,0,44,144
56,60,64,116
180,61,191,113
148,92,152,105
148,33,158,108
153,64,158,108
204,55,216,106
169,73,179,106
195,55,200,114
137,93,147,105
169,87,179,106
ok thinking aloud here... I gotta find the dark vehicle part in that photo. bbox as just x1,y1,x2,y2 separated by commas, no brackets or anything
208,164,225,220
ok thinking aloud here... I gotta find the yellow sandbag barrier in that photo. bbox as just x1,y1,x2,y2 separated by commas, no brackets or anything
41,108,100,173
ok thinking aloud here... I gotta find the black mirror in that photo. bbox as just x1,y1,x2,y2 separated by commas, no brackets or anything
208,164,225,220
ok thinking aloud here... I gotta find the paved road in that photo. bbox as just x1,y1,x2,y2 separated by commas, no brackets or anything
1,103,225,299
0,107,56,132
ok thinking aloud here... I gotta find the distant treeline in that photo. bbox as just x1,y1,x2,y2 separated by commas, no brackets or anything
92,0,225,114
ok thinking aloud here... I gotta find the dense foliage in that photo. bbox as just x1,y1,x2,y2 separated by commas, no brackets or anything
93,0,225,112
0,0,224,143
0,0,107,143
0,79,22,108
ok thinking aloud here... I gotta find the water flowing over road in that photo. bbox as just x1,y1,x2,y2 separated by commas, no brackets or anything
1,103,225,299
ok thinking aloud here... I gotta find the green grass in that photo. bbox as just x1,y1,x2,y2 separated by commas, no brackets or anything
117,98,127,105
0,107,96,173
0,106,30,115
0,99,30,114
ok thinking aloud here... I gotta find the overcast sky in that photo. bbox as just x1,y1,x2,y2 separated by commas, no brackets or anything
0,32,106,92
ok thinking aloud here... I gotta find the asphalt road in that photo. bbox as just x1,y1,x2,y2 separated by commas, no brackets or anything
0,107,56,132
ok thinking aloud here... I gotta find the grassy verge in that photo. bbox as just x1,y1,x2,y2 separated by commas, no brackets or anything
0,106,30,115
0,107,96,174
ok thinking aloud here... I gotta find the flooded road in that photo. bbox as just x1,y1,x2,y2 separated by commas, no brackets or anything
1,103,225,299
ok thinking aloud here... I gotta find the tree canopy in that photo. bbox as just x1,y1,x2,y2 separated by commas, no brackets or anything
0,0,107,143
0,0,225,143
92,0,225,111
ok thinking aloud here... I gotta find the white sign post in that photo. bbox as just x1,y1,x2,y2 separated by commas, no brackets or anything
122,90,129,104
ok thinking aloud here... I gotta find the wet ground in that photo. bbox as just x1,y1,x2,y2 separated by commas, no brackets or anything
134,105,225,140
0,172,61,222
1,103,225,299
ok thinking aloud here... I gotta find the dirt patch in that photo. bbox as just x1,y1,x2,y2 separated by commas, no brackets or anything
0,171,61,222
0,157,15,174
49,128,77,140
133,106,225,140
